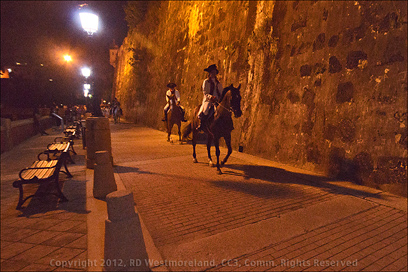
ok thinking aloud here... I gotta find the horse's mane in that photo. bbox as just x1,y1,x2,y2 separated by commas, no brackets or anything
220,85,232,102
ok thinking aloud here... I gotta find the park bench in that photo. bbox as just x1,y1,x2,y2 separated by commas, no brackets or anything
13,143,72,209
38,137,76,164
64,121,82,139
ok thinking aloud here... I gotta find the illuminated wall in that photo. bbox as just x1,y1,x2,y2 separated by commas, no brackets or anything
114,1,407,196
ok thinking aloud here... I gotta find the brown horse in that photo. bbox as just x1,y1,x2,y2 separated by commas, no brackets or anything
166,93,183,142
182,84,242,174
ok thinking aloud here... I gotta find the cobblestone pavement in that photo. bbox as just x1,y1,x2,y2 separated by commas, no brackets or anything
110,123,407,272
1,121,406,272
1,128,87,271
208,205,407,271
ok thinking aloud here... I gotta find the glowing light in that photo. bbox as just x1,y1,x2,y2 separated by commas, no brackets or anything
81,67,91,78
7,68,12,72
84,83,91,90
84,89,89,97
64,55,72,62
79,12,99,35
49,79,53,82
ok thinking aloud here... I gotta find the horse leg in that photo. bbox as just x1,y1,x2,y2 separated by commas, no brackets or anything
221,134,232,166
214,137,222,174
177,122,181,142
167,123,172,142
192,129,198,163
207,134,214,167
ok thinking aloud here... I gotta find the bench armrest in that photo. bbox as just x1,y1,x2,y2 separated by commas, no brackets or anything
37,152,51,161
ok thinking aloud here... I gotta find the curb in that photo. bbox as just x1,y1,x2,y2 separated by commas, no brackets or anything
86,167,168,272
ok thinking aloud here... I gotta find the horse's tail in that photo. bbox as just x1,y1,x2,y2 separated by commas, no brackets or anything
182,122,192,140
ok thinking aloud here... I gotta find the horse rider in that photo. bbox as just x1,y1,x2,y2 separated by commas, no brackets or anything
111,97,121,115
162,82,187,122
196,64,223,131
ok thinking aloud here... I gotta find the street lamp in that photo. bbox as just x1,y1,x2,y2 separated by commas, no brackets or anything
79,12,99,36
77,4,103,117
64,55,72,62
81,67,91,78
83,83,91,97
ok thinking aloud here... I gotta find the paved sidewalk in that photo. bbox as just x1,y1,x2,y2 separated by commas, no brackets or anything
1,127,87,271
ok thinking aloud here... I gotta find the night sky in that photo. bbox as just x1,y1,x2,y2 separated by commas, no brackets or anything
1,1,128,106
1,1,128,66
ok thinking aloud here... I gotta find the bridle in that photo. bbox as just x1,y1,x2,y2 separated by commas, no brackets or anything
215,90,240,114
215,102,234,113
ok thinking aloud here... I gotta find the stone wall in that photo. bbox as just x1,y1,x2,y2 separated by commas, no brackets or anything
113,1,407,196
1,117,54,153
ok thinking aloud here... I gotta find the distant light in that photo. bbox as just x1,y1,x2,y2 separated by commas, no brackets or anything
64,55,72,62
81,67,91,78
49,78,53,82
7,68,12,73
40,64,44,67
84,89,89,97
79,12,99,35
16,62,21,65
84,83,91,90
88,94,93,98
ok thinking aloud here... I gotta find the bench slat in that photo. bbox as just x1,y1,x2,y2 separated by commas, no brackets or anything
37,167,56,179
48,143,68,151
31,160,57,168
22,160,58,180
21,170,37,180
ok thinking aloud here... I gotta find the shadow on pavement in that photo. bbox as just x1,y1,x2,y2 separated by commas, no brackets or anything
222,164,382,199
17,175,88,218
211,179,300,199
114,165,154,175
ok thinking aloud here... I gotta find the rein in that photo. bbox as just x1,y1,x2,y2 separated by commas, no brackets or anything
216,102,233,113
216,91,234,113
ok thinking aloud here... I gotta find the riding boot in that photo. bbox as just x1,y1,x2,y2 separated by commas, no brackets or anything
181,109,187,122
162,111,167,122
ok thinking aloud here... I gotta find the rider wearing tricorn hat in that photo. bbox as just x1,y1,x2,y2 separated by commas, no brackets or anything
162,82,187,122
196,64,223,131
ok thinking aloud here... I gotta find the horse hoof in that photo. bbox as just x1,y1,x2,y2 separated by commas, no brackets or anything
193,158,198,163
221,161,226,166
217,169,222,175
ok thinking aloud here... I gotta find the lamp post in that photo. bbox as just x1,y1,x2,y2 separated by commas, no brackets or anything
78,5,103,117
81,67,91,98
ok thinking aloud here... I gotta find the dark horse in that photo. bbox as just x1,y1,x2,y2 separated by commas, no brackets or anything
182,84,242,174
166,93,183,142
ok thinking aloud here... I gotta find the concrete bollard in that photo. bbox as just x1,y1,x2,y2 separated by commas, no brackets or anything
104,190,149,271
86,117,113,169
93,151,117,199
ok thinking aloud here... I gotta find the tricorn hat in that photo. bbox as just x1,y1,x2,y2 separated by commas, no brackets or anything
204,64,219,74
167,82,177,88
